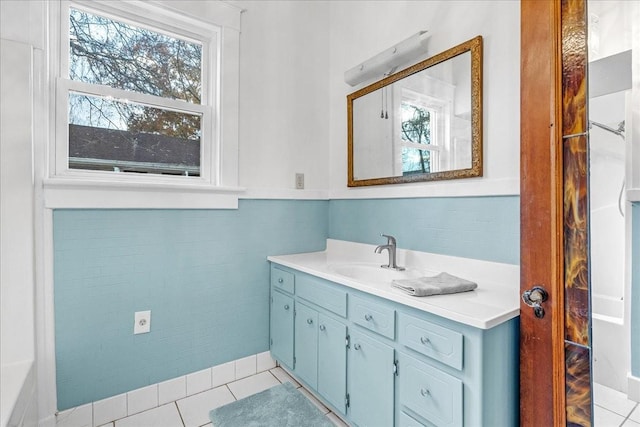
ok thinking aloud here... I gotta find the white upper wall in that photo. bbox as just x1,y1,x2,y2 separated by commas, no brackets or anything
232,1,521,198
328,0,520,198
235,0,330,196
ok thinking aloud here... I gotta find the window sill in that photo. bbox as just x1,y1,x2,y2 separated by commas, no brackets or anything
43,177,245,209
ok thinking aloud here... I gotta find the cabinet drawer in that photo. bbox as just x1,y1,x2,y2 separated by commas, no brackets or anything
350,295,395,340
271,266,295,294
297,275,347,317
398,313,463,370
399,354,463,427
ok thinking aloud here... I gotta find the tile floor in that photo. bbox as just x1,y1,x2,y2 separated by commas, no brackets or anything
76,367,348,427
595,382,640,426
56,369,640,426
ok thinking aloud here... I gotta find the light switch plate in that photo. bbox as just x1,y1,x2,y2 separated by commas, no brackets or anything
295,173,304,189
134,310,151,334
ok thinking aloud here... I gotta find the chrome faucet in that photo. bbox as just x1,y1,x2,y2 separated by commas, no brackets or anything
374,234,405,271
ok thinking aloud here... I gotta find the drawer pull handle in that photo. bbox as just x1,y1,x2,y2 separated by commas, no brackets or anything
364,314,373,321
307,318,313,325
354,343,361,350
420,388,431,397
420,336,431,345
284,304,290,310
278,278,284,283
319,324,326,331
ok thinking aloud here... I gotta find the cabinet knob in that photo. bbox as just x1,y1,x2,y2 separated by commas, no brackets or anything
284,304,290,310
278,278,284,283
420,336,431,345
354,343,361,350
364,314,373,321
307,318,313,325
420,388,431,397
319,324,326,331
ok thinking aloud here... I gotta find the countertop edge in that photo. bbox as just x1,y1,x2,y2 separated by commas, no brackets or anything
267,253,520,330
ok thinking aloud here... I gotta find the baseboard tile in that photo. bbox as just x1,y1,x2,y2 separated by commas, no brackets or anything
54,351,274,427
628,373,640,402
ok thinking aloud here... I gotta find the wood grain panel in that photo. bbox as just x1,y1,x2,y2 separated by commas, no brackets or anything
566,342,592,427
561,0,588,136
563,135,589,345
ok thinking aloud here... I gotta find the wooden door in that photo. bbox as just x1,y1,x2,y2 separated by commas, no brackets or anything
520,0,592,425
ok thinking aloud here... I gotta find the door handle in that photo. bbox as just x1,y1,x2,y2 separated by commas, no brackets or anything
522,285,549,318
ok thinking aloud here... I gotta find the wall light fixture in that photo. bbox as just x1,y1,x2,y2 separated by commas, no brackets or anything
344,30,430,87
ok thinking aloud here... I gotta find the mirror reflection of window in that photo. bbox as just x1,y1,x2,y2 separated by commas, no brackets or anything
400,99,437,175
395,86,451,176
347,36,482,187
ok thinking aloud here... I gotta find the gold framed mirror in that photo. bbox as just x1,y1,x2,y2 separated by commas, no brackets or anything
347,36,483,187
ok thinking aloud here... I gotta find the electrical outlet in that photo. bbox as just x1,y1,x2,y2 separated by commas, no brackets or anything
295,173,304,189
134,310,151,334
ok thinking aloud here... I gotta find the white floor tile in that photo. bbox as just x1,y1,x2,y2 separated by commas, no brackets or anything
235,355,257,380
594,382,638,417
594,405,626,426
226,371,280,400
186,368,212,396
115,403,183,427
256,351,276,372
93,393,127,426
159,376,186,406
211,361,235,388
56,403,93,427
269,367,300,388
96,424,114,427
298,387,330,415
177,386,235,427
127,384,158,416
628,404,640,423
624,419,640,427
327,412,349,427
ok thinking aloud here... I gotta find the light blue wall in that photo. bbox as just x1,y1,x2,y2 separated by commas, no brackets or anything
53,200,328,410
328,196,520,265
53,195,520,410
632,203,640,377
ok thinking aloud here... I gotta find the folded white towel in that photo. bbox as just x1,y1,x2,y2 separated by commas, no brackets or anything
391,272,477,297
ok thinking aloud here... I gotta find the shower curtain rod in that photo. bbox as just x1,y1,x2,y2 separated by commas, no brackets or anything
589,120,626,138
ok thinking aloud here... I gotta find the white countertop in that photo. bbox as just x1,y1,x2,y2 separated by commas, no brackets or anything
268,239,520,330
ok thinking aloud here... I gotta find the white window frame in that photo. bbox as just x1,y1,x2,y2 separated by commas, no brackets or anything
394,87,451,175
45,0,243,208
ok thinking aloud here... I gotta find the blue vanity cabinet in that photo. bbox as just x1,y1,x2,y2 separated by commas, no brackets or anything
294,304,348,413
348,329,395,427
268,263,519,427
317,314,347,413
283,271,349,415
294,302,319,388
270,289,294,369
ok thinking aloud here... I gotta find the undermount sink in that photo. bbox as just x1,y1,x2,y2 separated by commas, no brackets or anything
327,263,429,284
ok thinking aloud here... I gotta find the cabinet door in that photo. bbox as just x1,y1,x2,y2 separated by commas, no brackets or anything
318,314,347,413
270,290,294,368
348,330,395,427
294,302,318,388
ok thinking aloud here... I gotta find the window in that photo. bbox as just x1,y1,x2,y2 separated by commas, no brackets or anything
54,1,221,184
396,88,450,175
400,100,438,175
